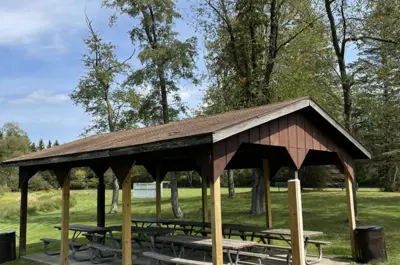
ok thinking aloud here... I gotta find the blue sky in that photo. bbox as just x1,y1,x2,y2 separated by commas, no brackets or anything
0,0,205,144
0,0,358,145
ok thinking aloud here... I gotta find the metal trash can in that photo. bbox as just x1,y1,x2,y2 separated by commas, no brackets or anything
355,226,387,264
0,230,16,264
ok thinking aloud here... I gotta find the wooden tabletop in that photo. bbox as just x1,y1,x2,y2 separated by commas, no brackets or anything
107,226,173,236
257,228,323,237
157,235,258,250
54,224,109,233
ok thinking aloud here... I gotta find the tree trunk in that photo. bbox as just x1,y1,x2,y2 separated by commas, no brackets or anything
170,172,184,218
109,176,119,214
251,168,265,215
227,169,236,198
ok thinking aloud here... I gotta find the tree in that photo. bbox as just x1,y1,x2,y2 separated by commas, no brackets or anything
323,0,398,217
227,169,236,198
47,140,52,149
53,140,60,147
38,139,45,151
0,122,31,190
104,0,198,218
351,0,400,191
70,14,141,214
30,142,37,152
199,0,337,214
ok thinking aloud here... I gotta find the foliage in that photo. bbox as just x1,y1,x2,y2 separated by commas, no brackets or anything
103,0,198,125
70,15,141,134
351,0,400,191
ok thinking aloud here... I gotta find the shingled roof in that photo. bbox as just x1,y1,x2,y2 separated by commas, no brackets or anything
2,97,371,167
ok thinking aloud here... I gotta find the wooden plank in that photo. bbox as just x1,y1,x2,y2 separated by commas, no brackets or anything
60,174,70,265
296,113,306,149
210,177,223,265
213,99,310,142
288,179,305,265
259,123,270,145
249,127,260,144
312,128,321,151
270,120,280,146
202,175,208,223
97,172,105,227
226,135,238,163
304,119,313,149
238,130,249,144
288,114,297,148
297,148,307,169
122,175,132,265
4,135,212,168
289,148,299,168
19,179,28,256
262,160,272,229
156,165,161,220
279,116,289,147
213,141,227,181
345,172,357,260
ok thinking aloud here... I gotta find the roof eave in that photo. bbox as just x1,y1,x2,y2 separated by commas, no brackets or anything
1,134,213,168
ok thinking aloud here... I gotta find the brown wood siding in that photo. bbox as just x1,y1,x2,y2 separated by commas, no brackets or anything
216,112,354,171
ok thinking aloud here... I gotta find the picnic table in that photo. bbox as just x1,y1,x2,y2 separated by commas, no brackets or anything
107,225,173,250
54,224,110,242
132,218,210,235
157,235,259,265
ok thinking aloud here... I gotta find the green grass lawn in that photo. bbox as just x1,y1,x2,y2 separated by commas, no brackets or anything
0,187,397,264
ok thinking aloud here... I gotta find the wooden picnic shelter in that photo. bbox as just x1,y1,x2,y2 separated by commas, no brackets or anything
1,97,371,265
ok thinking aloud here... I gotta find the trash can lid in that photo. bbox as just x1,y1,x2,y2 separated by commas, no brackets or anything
356,226,383,231
0,230,16,235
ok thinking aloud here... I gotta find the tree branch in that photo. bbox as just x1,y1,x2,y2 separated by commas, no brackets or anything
276,14,323,53
344,36,398,45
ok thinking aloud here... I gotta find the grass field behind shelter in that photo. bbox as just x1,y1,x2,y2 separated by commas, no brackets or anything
0,188,398,265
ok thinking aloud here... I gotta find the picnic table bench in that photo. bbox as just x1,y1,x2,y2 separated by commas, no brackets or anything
156,235,280,265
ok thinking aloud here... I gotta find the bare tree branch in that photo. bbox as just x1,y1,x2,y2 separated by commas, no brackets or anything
344,36,398,44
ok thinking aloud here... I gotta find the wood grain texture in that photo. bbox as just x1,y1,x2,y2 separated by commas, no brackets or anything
296,114,306,149
156,165,161,220
288,114,297,148
249,127,260,144
270,120,280,145
263,160,272,229
259,123,271,145
19,180,28,256
60,175,70,265
122,176,132,265
288,179,305,265
213,140,227,181
278,117,289,147
210,177,223,265
202,174,208,223
345,173,357,260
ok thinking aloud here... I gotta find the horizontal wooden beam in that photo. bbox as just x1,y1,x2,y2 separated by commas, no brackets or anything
2,135,212,168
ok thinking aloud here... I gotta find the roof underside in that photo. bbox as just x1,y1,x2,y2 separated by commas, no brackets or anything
2,97,371,167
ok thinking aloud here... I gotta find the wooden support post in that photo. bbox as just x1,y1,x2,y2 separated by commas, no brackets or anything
211,177,223,265
60,174,70,265
263,159,272,229
156,166,161,220
122,176,132,265
202,174,208,223
345,174,357,260
97,172,105,227
19,180,28,256
288,178,305,265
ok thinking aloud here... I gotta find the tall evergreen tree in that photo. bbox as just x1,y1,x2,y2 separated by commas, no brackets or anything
104,0,198,218
47,140,52,149
53,140,60,147
30,142,37,152
38,139,45,151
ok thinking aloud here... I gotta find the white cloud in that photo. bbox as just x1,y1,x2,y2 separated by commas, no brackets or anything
8,90,70,105
0,0,106,51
